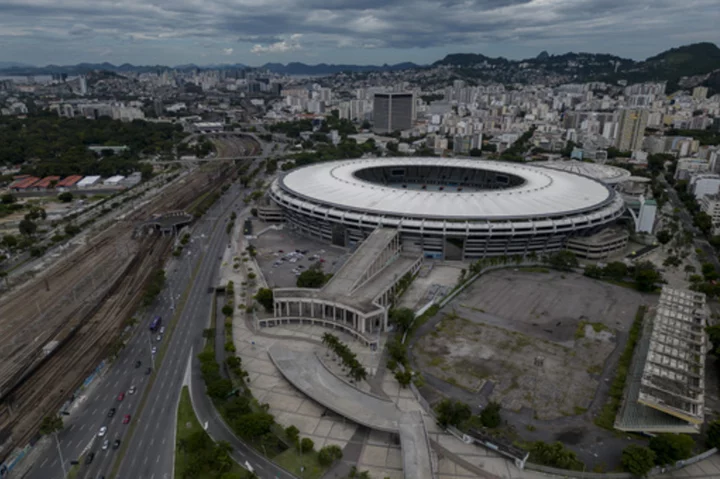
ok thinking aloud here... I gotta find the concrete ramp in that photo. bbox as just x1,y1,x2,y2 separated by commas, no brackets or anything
268,345,436,478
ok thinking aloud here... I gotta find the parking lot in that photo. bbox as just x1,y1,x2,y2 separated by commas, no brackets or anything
252,226,350,288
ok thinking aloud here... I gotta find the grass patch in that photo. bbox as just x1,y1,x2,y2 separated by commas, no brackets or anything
586,364,603,375
594,305,646,430
575,321,610,339
273,449,326,479
573,406,588,415
176,386,249,478
428,357,445,367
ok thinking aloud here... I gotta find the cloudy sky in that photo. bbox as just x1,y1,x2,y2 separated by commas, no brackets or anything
1,0,719,67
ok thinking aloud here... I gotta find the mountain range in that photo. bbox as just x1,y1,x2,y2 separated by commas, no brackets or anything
1,42,719,90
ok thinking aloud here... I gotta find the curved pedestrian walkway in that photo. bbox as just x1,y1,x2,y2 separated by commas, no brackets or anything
269,344,435,479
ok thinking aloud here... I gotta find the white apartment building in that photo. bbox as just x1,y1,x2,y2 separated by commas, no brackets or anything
690,174,720,200
700,193,720,235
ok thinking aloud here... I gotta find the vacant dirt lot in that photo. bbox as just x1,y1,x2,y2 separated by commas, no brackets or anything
414,269,646,420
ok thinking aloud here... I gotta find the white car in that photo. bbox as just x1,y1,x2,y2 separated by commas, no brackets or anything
151,346,157,355
129,385,137,395
102,439,110,450
159,327,165,334
98,426,107,437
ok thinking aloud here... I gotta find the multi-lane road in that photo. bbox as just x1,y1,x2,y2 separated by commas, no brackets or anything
21,173,282,479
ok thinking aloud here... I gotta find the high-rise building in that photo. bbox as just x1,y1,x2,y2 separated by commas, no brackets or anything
79,76,87,96
373,93,415,133
615,109,649,152
693,86,709,101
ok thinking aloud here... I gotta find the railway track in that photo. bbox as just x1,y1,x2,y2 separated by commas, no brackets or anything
0,162,239,459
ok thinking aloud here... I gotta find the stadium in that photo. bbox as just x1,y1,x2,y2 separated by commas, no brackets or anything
268,158,627,260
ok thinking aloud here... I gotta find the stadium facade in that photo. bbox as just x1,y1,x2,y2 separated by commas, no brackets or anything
269,158,627,260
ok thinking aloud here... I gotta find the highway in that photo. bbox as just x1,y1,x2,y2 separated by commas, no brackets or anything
20,177,260,479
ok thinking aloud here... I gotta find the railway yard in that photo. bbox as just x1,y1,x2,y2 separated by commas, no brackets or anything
0,134,260,461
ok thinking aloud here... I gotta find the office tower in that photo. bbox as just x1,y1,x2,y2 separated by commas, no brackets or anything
693,86,709,101
615,109,649,152
373,93,415,133
79,76,87,96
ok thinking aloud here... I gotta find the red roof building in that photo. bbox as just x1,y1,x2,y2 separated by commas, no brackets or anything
57,175,83,188
33,176,61,189
11,176,41,190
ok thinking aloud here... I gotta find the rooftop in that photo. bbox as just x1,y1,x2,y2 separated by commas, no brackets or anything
537,160,632,185
277,158,615,221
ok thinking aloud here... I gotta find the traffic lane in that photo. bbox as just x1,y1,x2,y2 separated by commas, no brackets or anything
116,188,240,478
24,183,233,479
120,224,225,477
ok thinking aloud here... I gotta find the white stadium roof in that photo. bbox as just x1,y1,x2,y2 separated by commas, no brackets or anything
535,160,632,185
278,158,614,220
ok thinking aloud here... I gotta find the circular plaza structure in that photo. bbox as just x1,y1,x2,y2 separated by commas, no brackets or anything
269,158,626,259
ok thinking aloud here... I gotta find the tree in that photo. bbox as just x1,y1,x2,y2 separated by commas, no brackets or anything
707,420,720,449
469,148,482,157
234,412,274,440
57,192,74,202
285,425,300,444
480,401,502,428
684,264,697,278
318,444,343,466
207,378,233,399
656,230,672,245
649,433,695,465
2,234,17,248
621,445,656,477
435,399,472,428
394,369,412,388
18,218,37,236
528,441,584,470
546,251,578,271
39,415,63,435
254,288,273,312
1,193,15,204
633,261,663,292
706,324,720,356
694,211,713,236
296,267,328,288
583,265,603,279
299,437,314,454
389,307,415,333
221,304,233,317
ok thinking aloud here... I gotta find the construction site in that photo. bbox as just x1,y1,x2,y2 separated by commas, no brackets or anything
0,134,259,462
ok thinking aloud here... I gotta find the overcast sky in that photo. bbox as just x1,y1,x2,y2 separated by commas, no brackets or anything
1,0,719,67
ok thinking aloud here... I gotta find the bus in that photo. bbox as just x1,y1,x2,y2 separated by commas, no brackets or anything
149,316,162,333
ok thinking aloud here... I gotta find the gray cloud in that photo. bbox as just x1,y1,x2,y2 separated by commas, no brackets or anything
0,0,718,64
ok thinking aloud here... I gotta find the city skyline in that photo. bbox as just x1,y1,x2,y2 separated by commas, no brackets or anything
0,0,719,67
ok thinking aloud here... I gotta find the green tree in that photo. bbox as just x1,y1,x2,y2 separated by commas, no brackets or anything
2,234,17,248
234,412,274,440
546,251,578,271
621,445,656,477
57,192,74,202
254,288,274,312
18,218,37,236
39,415,63,435
318,444,343,466
649,433,695,465
656,230,672,245
1,193,16,204
389,307,415,333
296,267,328,288
633,261,663,292
222,304,233,317
394,369,413,388
583,265,603,279
706,420,720,449
528,441,584,470
435,399,472,428
299,437,314,454
207,378,233,399
285,425,300,444
694,211,713,236
480,401,502,428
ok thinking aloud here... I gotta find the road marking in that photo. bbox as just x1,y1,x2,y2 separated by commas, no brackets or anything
51,459,57,467
138,439,144,448
144,456,148,465
79,424,85,431
156,456,160,463
162,438,166,445
40,458,48,468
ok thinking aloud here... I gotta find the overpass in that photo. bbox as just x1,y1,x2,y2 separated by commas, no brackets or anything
139,210,193,234
269,345,436,479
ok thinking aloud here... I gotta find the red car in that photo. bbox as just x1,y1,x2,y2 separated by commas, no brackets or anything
117,392,125,401
122,414,131,424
